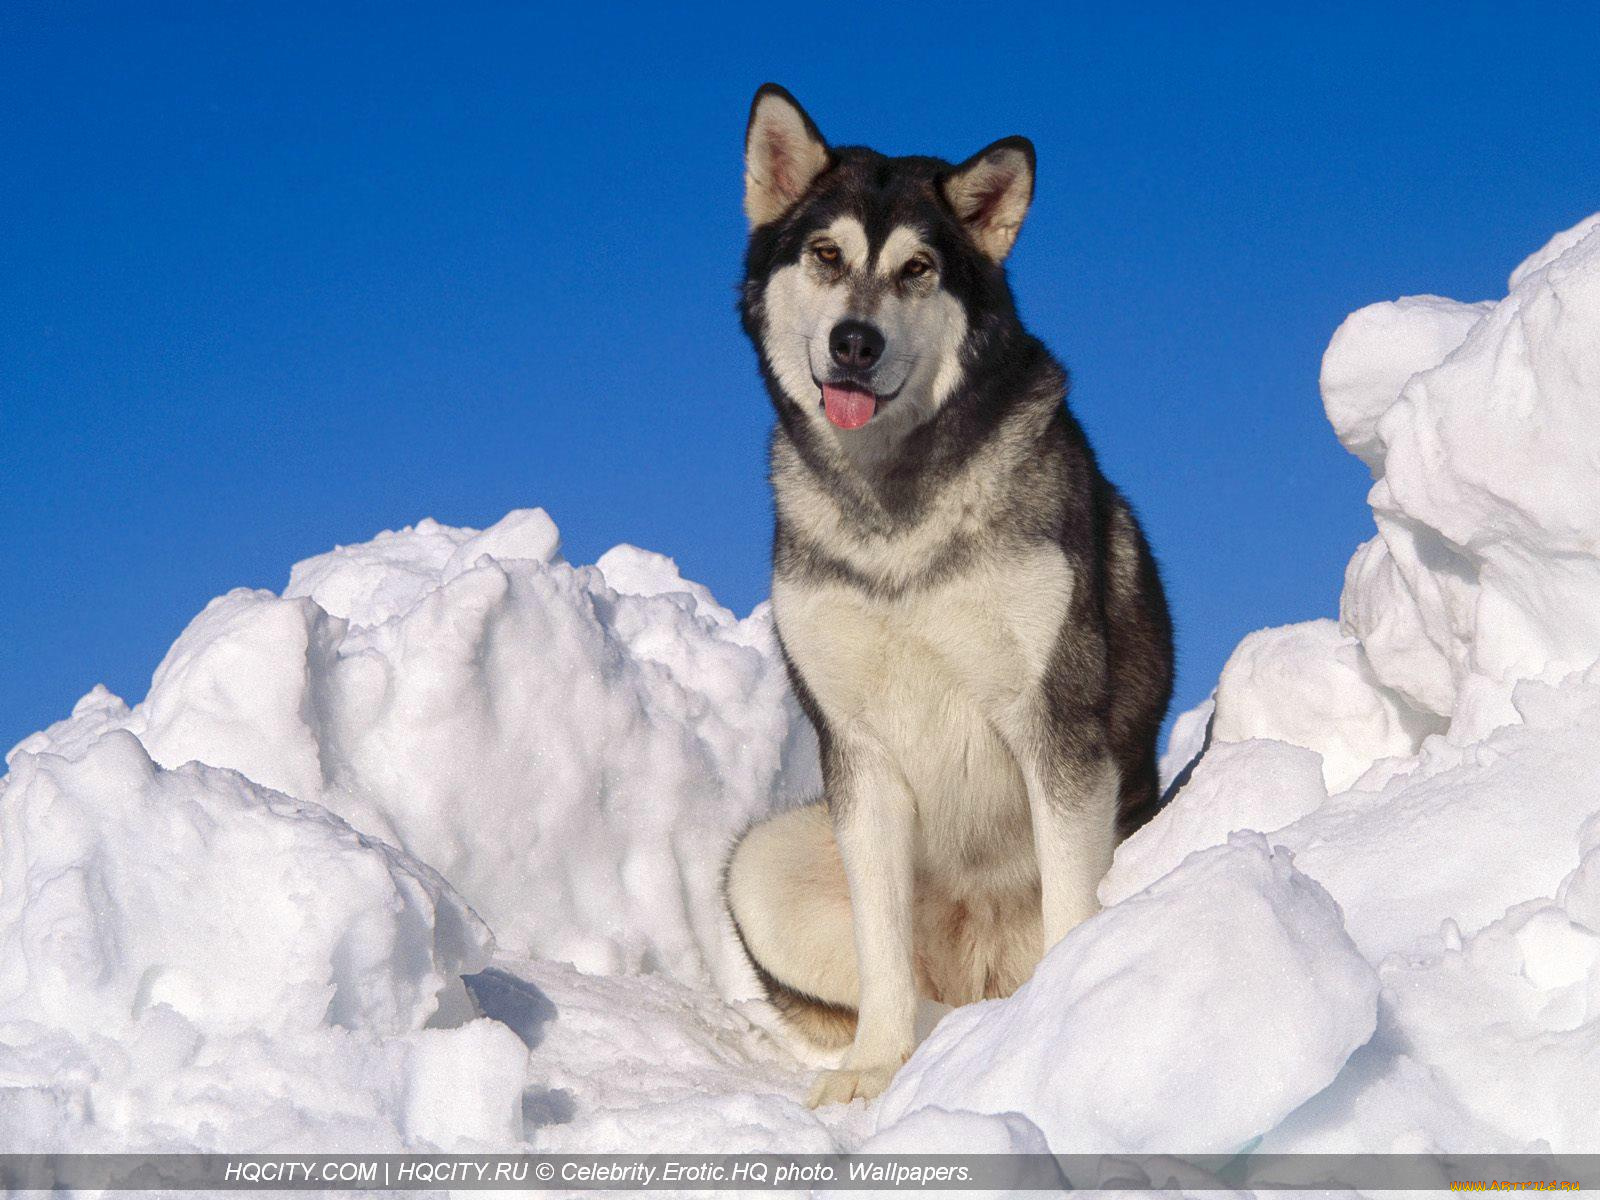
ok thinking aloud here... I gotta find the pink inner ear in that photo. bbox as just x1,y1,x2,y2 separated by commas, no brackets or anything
764,131,794,194
966,171,1016,228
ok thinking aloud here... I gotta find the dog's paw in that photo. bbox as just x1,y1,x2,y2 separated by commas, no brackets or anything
806,1063,899,1108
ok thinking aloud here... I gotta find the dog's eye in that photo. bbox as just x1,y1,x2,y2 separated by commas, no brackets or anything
902,258,932,279
812,244,840,265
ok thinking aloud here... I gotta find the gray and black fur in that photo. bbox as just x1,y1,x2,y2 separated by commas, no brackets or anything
724,84,1173,1106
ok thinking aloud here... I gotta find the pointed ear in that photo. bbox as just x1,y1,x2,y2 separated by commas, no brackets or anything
941,136,1035,263
744,84,832,228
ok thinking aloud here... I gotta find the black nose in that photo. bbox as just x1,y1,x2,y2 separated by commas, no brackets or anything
829,320,885,371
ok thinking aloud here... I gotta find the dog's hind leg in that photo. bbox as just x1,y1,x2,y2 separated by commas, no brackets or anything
725,803,859,1050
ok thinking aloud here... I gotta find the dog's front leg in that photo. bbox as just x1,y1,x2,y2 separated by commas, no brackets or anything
808,736,917,1107
1016,729,1119,953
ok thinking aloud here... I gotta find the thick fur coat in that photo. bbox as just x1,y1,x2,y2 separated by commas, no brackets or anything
724,85,1174,1106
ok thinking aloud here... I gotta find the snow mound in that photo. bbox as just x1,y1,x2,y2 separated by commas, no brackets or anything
12,509,817,994
1210,620,1437,791
1331,217,1600,736
1203,212,1600,777
881,835,1377,1153
0,730,526,1151
1106,738,1328,899
1,729,486,1040
1107,212,1600,1153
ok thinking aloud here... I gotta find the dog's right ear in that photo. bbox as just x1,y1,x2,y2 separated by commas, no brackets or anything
744,84,832,228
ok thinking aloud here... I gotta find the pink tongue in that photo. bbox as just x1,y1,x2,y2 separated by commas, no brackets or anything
822,383,877,430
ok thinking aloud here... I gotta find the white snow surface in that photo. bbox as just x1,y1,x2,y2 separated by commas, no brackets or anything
881,834,1378,1154
6,212,1600,1165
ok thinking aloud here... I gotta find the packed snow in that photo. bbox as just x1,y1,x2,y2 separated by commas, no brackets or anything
880,833,1378,1153
5,212,1600,1170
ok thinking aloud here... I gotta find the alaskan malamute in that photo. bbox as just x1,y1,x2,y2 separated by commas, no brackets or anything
725,85,1174,1106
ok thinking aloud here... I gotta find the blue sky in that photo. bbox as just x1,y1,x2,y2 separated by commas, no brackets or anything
4,3,1598,752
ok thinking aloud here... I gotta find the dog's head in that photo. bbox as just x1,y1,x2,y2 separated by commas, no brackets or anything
739,84,1034,455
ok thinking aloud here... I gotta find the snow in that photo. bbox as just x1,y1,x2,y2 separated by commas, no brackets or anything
0,729,527,1152
16,515,818,995
1332,218,1600,734
1111,211,1600,1154
1210,619,1438,791
6,211,1600,1164
879,834,1378,1153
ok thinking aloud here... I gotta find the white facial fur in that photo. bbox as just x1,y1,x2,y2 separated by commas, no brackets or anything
761,217,969,461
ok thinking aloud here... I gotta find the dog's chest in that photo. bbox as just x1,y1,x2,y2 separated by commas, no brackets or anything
773,546,1074,732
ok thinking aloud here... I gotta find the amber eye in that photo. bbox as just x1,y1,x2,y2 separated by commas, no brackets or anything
902,258,931,279
812,244,840,265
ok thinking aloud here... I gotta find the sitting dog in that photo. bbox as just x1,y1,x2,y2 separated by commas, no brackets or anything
725,85,1174,1106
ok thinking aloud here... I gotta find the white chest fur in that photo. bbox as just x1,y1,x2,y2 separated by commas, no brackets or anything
773,545,1073,882
774,547,1073,731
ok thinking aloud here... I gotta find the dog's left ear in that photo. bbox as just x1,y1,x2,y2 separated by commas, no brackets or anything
745,84,832,228
942,136,1035,263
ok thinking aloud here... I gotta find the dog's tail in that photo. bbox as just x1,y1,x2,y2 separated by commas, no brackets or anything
723,804,860,1051
728,911,857,1050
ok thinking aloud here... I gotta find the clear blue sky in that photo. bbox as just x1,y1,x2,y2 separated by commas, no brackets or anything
4,3,1598,752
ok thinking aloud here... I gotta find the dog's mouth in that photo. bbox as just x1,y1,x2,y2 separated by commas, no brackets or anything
816,378,903,431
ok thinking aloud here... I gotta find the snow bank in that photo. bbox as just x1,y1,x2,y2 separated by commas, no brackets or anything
0,730,527,1151
1199,212,1600,776
2,509,820,1152
1209,619,1437,791
1332,215,1600,736
1,729,485,1041
881,835,1376,1153
6,211,1600,1159
12,511,816,994
1103,212,1600,1153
